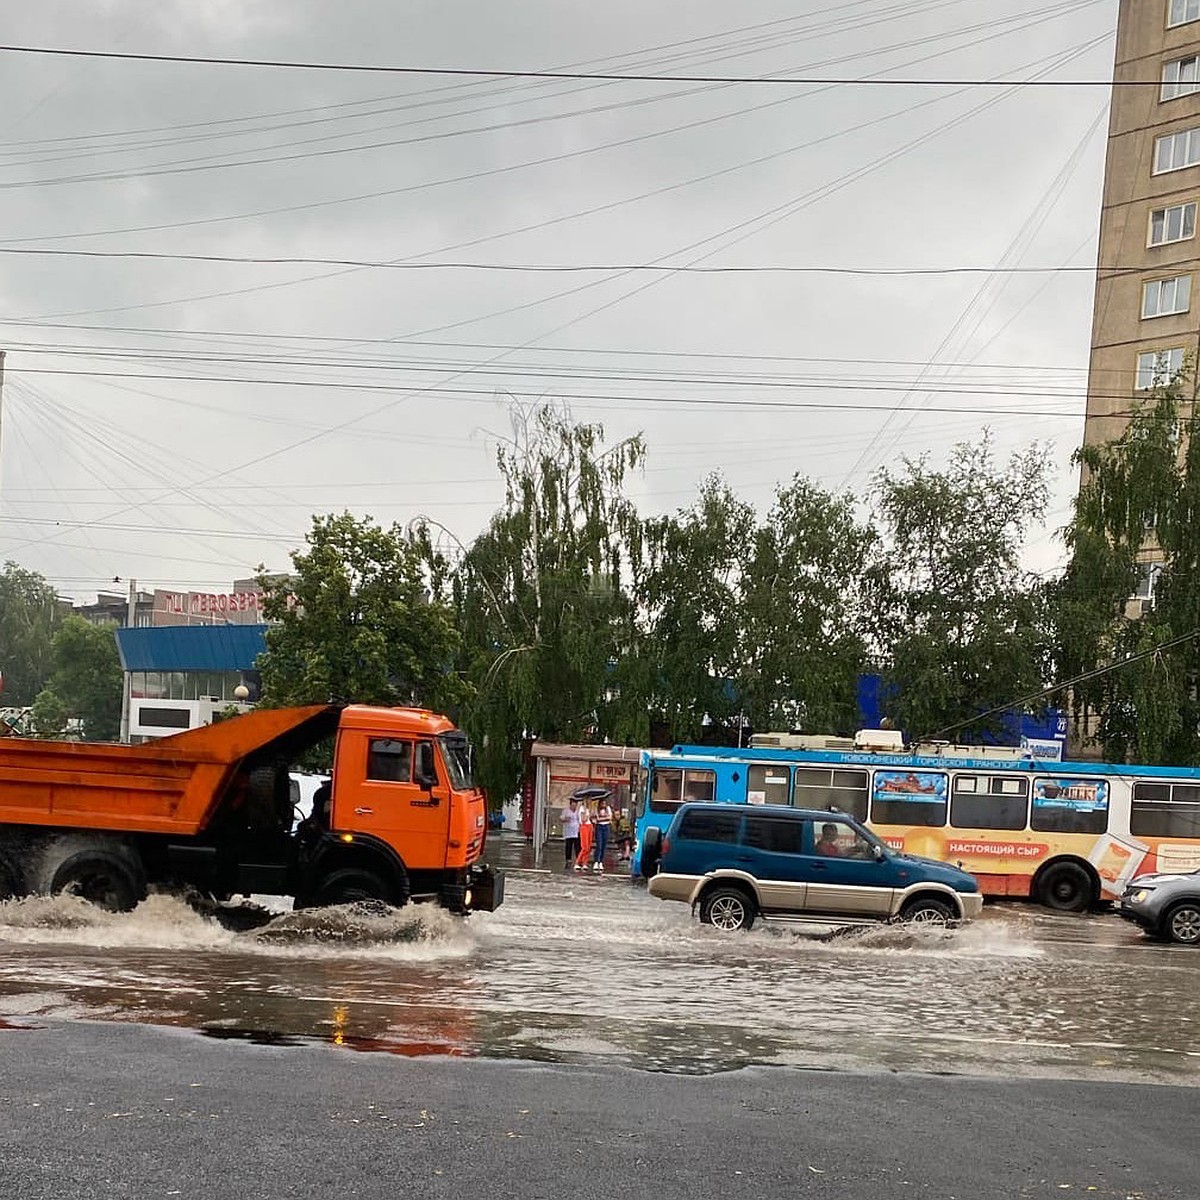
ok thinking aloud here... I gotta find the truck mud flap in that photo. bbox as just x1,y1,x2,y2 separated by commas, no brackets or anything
470,867,504,913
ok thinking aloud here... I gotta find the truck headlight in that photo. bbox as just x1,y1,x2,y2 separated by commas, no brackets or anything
464,888,473,909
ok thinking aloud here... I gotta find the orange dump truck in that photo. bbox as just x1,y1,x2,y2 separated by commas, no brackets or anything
0,703,503,914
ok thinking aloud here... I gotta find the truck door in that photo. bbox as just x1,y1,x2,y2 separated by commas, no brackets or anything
333,733,451,871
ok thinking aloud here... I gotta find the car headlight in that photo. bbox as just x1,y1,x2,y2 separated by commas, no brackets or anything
1132,889,1151,903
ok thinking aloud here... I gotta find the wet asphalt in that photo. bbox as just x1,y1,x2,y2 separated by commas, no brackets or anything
1,1018,1196,1200
0,846,1198,1197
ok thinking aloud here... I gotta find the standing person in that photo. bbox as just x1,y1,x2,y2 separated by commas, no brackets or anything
614,808,633,862
560,796,581,873
592,794,613,872
576,800,594,872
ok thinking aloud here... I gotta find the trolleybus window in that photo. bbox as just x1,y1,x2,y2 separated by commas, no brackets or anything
949,774,1029,831
870,770,947,827
1031,777,1108,834
792,767,869,819
747,764,791,806
649,768,716,814
1131,781,1200,837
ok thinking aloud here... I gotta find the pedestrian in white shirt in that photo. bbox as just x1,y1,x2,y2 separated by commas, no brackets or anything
561,797,581,872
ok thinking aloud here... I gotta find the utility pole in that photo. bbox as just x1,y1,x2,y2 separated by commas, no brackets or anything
118,577,136,743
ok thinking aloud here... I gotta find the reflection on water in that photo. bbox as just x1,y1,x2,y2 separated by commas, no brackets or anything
0,879,1197,1082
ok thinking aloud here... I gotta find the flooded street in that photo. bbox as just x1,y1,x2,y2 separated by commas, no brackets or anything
0,856,1197,1085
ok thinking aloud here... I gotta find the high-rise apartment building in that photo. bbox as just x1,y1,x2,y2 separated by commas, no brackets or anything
1085,0,1200,452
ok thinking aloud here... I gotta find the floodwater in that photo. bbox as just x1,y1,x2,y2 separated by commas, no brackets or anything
0,862,1198,1082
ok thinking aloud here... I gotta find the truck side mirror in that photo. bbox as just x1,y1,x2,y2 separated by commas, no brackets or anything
415,742,437,791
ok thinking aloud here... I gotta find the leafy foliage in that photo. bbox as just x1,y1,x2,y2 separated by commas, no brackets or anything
257,512,464,713
739,478,875,736
1056,383,1200,763
0,561,61,705
626,477,754,745
441,401,645,804
869,437,1052,741
33,615,123,741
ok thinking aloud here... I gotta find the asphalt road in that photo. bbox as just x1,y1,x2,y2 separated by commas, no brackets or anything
0,1019,1192,1200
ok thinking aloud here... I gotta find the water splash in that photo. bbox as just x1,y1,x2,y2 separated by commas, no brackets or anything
0,892,475,961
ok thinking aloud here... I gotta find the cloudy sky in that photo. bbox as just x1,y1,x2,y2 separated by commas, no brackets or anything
0,0,1117,601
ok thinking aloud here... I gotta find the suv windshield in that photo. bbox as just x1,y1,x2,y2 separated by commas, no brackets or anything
438,733,476,790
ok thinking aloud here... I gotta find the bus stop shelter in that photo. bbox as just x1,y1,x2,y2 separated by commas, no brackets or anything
527,742,645,863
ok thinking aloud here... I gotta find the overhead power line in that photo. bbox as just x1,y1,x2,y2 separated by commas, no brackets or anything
0,246,1150,277
0,362,1130,414
0,42,1129,86
928,629,1200,742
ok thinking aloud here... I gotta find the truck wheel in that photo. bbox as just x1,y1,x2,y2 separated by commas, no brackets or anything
1036,862,1094,913
313,868,396,908
50,850,142,912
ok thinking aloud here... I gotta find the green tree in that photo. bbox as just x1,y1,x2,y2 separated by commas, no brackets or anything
0,561,61,705
869,435,1052,741
257,512,463,712
35,615,123,740
1055,380,1200,763
30,688,69,736
739,477,875,735
442,400,645,804
626,476,754,744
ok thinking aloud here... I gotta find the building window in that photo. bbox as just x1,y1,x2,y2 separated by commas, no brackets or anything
1142,275,1192,318
1163,56,1200,100
1149,202,1197,246
1136,347,1186,389
1133,561,1164,603
1154,128,1200,173
1169,0,1200,28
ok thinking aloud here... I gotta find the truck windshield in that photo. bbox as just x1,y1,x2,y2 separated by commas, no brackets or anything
439,734,476,790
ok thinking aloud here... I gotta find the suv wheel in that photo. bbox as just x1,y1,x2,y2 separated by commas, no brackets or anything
1165,901,1200,946
898,896,956,926
699,886,755,931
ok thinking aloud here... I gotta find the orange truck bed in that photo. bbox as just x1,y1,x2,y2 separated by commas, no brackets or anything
0,705,337,836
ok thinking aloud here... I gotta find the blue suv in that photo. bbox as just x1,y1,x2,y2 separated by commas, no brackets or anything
645,803,983,931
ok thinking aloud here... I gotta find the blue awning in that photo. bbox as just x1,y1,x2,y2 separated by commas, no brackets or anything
115,624,268,672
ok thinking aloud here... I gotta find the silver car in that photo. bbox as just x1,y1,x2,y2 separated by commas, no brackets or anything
1120,871,1200,944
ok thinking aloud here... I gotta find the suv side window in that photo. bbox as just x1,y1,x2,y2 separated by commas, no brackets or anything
676,809,741,843
743,814,803,854
809,817,877,860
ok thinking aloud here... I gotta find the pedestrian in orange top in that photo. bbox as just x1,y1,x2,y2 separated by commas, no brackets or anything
576,799,594,872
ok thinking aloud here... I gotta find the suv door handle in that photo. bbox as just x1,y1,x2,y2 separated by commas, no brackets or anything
354,807,373,816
